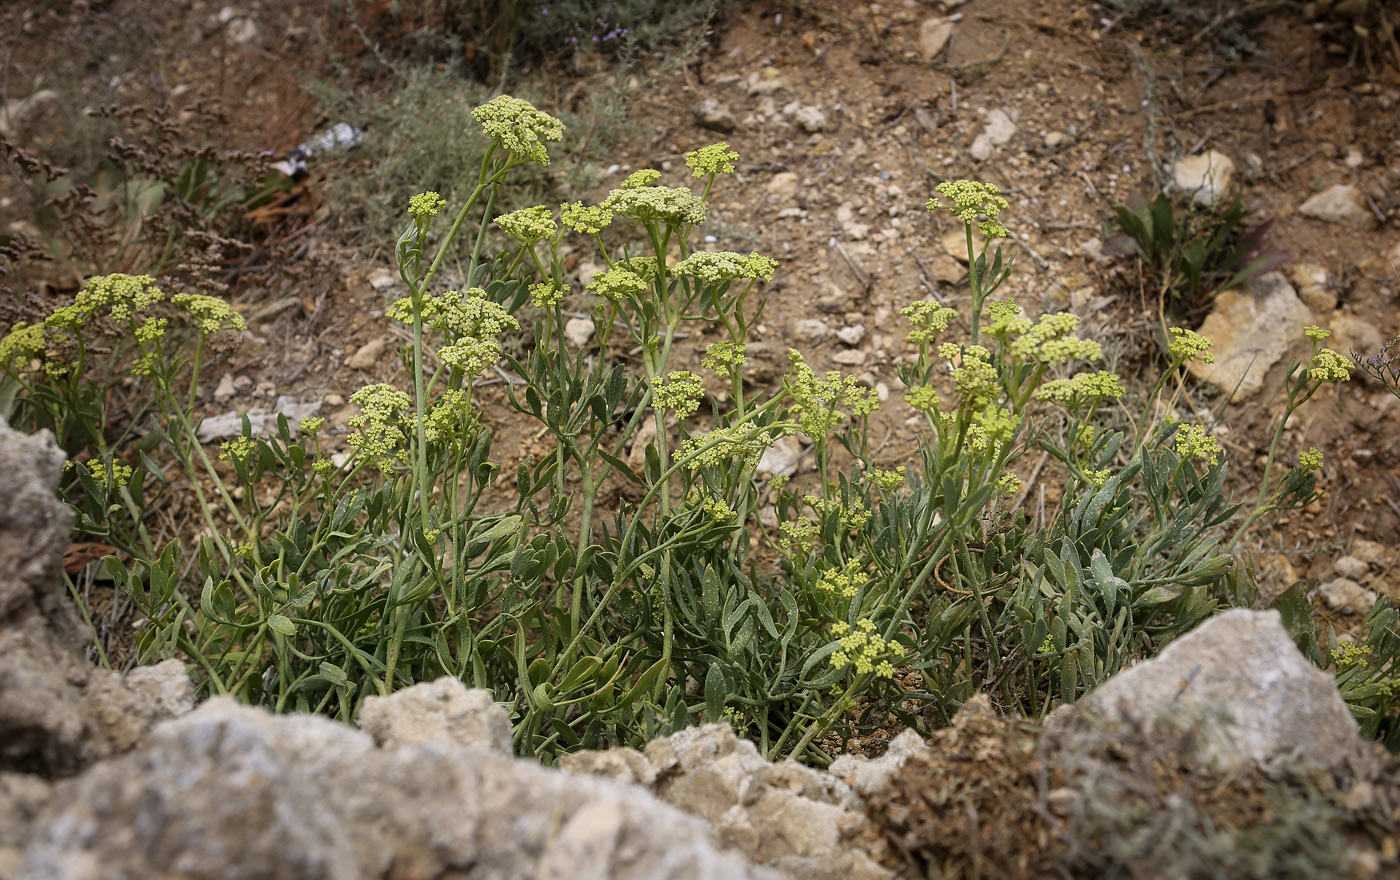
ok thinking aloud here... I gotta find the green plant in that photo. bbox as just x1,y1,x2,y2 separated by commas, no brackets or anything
7,95,1363,765
1103,192,1288,321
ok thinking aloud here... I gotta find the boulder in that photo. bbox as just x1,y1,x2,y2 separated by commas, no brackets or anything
1187,272,1312,399
357,677,512,755
1299,184,1376,229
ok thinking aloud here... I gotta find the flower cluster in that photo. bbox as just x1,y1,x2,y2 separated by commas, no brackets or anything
220,436,256,465
1084,468,1111,488
1175,423,1222,466
621,169,661,188
67,274,165,326
495,205,557,245
173,293,246,335
1299,447,1324,471
996,472,1022,495
1009,313,1100,365
301,416,326,435
946,344,999,410
785,351,879,439
702,496,737,523
1168,327,1215,365
587,265,648,302
530,280,566,309
653,370,705,419
1308,347,1353,383
829,618,902,678
559,201,612,235
671,251,777,284
905,384,941,413
685,142,739,177
778,517,817,552
0,322,44,374
388,288,520,342
678,424,784,471
600,185,708,227
815,558,866,599
347,384,412,472
407,191,446,218
927,180,1010,239
968,405,1020,450
70,459,136,489
701,341,746,373
421,390,469,444
869,466,906,491
1304,325,1331,342
901,299,959,346
1036,370,1125,410
471,95,564,166
982,300,1033,341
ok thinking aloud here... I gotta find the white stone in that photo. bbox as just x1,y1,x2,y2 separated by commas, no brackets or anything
1172,151,1236,206
831,349,867,366
347,336,389,369
1299,184,1376,229
564,317,595,348
1334,556,1370,580
1286,263,1336,313
756,435,805,478
767,172,800,198
792,318,829,341
213,374,237,404
196,396,323,443
368,268,398,291
358,677,512,755
1317,577,1377,615
694,97,736,134
794,105,827,133
836,325,866,346
918,17,955,60
1044,130,1072,150
1187,272,1313,399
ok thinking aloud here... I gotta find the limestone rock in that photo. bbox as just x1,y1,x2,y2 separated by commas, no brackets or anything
1187,272,1312,399
831,349,867,366
1327,311,1385,372
918,18,955,60
756,435,806,478
565,316,596,348
1334,556,1371,580
694,98,737,134
792,318,829,342
1317,577,1377,615
21,700,785,880
767,172,800,198
1067,609,1362,770
1044,130,1072,150
212,373,237,404
829,729,929,799
346,336,388,369
196,395,323,443
357,677,511,755
794,105,827,133
969,109,1016,161
836,325,866,346
1172,151,1236,206
1299,184,1376,229
1286,263,1336,313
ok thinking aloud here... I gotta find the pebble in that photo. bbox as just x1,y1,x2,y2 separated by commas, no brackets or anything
836,325,866,345
1286,263,1336,313
213,374,237,404
794,105,827,133
1187,273,1312,399
324,393,344,407
792,318,829,341
969,109,1016,160
1317,577,1377,615
1044,130,1072,150
746,68,789,96
564,317,595,348
347,337,389,369
1172,151,1236,206
918,17,955,60
1351,540,1393,567
767,172,800,198
1299,184,1376,229
831,349,867,366
693,97,736,134
368,268,398,291
756,435,805,477
1334,556,1370,580
1328,311,1385,373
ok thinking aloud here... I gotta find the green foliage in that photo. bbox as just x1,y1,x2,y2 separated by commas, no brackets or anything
7,95,1369,765
1103,192,1288,319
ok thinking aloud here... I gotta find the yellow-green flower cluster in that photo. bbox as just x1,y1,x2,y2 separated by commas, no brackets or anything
172,293,246,334
829,618,903,677
587,265,648,302
440,338,502,376
678,424,783,471
969,406,1020,449
134,316,167,345
653,370,705,419
616,257,660,284
1084,468,1110,488
220,436,256,465
560,201,612,235
347,383,412,472
949,345,999,410
471,95,564,166
621,169,661,188
982,300,1033,341
702,496,737,523
672,251,777,284
1307,348,1353,383
927,179,1011,239
495,205,557,245
1008,313,1099,365
601,185,707,226
1076,424,1097,449
1299,446,1324,471
996,472,1022,495
301,416,326,435
1168,327,1215,365
869,466,906,491
901,299,959,346
530,280,566,309
71,460,136,489
685,142,739,177
1304,325,1331,342
778,517,817,552
69,274,165,325
1175,423,1221,466
785,351,879,440
388,288,520,341
905,384,941,414
0,322,45,374
702,341,746,373
1036,370,1125,410
1331,641,1370,669
408,191,446,218
815,558,866,599
421,390,468,443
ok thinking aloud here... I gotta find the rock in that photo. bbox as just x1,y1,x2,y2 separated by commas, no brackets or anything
939,228,985,262
756,435,805,478
1044,130,1072,150
21,700,784,880
1172,150,1236,206
346,336,389,369
694,98,737,134
560,747,658,787
1318,578,1377,615
1286,263,1336,313
196,396,324,443
1067,609,1362,770
925,253,965,282
792,318,829,342
1351,540,1394,568
836,325,866,346
367,268,398,291
1299,184,1376,229
212,373,237,403
969,109,1016,161
1327,310,1385,366
628,417,658,472
0,89,58,139
1187,272,1312,399
564,316,595,348
794,105,827,133
917,17,955,60
832,349,867,366
357,678,511,755
1343,145,1365,168
1334,556,1371,580
829,729,929,798
0,419,193,778
746,68,789,96
767,172,800,198
219,7,259,44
